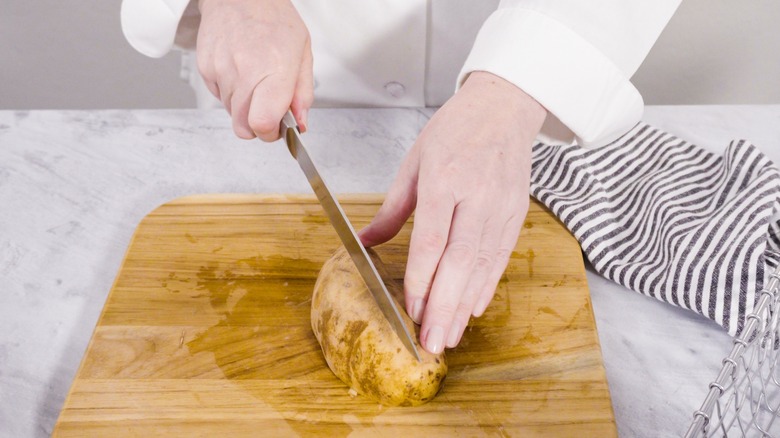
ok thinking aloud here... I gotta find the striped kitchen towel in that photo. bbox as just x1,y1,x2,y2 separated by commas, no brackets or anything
530,123,780,336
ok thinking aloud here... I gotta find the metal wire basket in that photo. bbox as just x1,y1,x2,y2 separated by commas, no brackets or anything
685,264,780,437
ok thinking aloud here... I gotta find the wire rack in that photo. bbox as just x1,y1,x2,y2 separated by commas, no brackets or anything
685,264,780,437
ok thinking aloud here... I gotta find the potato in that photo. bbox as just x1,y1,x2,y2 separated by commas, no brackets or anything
311,246,447,406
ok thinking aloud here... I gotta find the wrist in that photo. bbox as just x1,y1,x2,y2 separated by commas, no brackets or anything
462,71,547,129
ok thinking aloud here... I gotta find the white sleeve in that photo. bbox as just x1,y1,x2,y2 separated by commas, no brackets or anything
458,0,681,147
120,0,195,58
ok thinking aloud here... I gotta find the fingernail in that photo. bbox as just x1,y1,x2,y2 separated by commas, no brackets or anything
425,326,444,354
446,322,460,348
473,297,489,317
300,109,309,132
410,298,424,324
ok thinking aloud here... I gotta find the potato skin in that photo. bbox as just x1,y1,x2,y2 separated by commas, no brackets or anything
311,246,447,406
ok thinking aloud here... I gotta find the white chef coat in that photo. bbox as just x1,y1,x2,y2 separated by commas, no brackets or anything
120,0,680,147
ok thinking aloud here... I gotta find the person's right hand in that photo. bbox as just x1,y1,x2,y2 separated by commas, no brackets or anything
197,0,313,141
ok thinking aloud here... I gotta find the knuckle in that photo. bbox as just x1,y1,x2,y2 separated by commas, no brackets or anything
445,241,477,266
454,306,473,327
413,232,447,253
249,113,281,137
405,277,432,297
474,250,494,271
495,248,513,263
196,57,213,80
438,163,461,182
232,51,252,71
381,205,407,227
462,286,481,304
507,203,529,222
213,56,231,78
430,298,459,319
234,58,269,80
221,92,233,112
471,179,491,193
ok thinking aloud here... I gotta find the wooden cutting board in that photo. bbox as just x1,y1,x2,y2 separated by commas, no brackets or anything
54,194,616,437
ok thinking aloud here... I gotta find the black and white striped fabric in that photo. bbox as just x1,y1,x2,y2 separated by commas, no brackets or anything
530,123,780,336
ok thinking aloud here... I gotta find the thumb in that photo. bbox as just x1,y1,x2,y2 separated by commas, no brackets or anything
359,148,420,247
247,72,297,142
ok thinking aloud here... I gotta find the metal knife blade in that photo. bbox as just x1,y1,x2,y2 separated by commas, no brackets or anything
279,110,422,362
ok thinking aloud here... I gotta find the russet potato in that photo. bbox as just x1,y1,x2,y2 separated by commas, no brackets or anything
311,246,447,406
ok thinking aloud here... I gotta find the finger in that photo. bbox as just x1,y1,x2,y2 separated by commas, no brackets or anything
200,77,221,101
358,148,420,248
214,53,237,115
403,185,455,326
445,216,501,348
218,82,235,116
291,38,314,133
473,213,525,317
208,81,222,103
248,72,297,142
228,60,264,139
420,202,485,354
229,83,258,139
195,46,220,100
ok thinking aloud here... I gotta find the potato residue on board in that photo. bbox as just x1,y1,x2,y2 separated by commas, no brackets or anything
310,246,447,406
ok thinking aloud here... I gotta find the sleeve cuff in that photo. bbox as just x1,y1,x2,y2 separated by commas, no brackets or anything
458,8,643,147
120,0,193,58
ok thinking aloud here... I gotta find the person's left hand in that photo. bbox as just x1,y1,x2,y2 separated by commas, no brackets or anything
358,71,547,354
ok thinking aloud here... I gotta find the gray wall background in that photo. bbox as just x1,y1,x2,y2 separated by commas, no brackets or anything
2,0,778,110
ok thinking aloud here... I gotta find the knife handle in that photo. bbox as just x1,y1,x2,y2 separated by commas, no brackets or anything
280,110,299,159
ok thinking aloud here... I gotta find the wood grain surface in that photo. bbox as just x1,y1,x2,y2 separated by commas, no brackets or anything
53,194,616,437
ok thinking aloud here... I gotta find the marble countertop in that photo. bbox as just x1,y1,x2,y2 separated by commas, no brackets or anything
1,106,778,437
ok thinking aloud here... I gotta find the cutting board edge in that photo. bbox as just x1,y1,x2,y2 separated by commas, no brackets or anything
576,252,617,427
53,212,150,434
161,192,386,206
52,193,390,430
146,192,565,212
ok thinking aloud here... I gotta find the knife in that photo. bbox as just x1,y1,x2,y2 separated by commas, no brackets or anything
279,110,422,362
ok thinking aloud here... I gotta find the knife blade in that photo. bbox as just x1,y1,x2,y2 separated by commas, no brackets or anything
279,110,422,362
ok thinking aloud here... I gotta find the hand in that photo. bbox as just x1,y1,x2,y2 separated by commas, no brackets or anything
359,72,546,354
197,0,313,140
